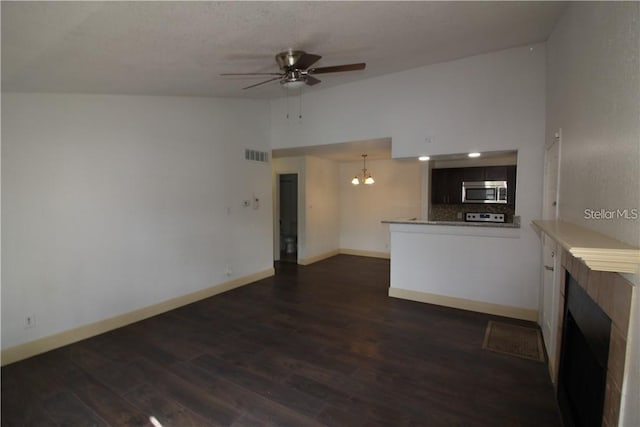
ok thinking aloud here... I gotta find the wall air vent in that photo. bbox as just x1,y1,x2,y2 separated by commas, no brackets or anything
245,149,270,163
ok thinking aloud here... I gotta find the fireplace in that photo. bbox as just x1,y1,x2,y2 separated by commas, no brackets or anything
552,251,634,427
558,273,611,427
532,222,636,427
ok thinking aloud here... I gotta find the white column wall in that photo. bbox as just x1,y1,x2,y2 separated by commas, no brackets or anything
303,156,340,260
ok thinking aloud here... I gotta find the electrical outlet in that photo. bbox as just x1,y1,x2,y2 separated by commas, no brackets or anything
25,314,36,329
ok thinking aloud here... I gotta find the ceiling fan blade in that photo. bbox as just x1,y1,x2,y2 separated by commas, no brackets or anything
221,72,283,76
293,53,322,70
308,63,366,74
242,76,282,90
305,75,321,86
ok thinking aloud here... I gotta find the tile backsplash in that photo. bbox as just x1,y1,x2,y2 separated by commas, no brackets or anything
430,204,516,223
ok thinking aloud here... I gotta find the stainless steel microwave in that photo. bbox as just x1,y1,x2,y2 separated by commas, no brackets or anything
462,181,508,204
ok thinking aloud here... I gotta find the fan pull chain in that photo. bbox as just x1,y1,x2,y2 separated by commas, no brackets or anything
284,88,303,122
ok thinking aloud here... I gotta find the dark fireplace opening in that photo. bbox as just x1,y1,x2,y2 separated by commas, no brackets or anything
558,273,611,427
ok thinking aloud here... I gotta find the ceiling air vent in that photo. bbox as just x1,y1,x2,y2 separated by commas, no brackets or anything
245,149,269,163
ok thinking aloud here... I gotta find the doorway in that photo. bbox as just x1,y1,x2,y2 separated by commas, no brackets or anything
279,174,298,263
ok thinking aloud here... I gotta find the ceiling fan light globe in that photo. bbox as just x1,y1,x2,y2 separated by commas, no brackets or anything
282,80,306,90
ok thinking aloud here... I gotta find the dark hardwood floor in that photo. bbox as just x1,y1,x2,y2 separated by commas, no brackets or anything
1,255,562,426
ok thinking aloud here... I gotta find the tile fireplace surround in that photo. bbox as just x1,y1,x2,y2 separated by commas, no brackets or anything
555,250,633,427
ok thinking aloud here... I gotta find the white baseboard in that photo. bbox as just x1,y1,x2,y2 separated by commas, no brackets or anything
298,248,390,266
339,248,390,259
298,250,340,266
1,268,275,366
388,287,538,321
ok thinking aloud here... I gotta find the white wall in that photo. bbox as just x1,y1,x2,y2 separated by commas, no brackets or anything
389,224,538,313
303,156,340,261
547,3,640,248
339,159,422,254
2,93,272,350
271,44,545,159
546,3,640,425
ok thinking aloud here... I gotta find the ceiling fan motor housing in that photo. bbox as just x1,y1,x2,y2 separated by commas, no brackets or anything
285,69,304,82
276,50,305,70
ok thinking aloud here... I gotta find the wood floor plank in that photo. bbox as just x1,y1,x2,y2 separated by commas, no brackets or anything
171,360,324,427
229,414,271,427
285,373,411,426
315,404,365,427
2,255,562,426
43,391,109,426
123,383,217,427
68,344,146,395
127,358,240,426
1,368,59,427
65,373,151,426
191,353,275,396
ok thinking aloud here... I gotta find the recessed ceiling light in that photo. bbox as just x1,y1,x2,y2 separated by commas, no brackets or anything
418,156,430,161
468,152,481,158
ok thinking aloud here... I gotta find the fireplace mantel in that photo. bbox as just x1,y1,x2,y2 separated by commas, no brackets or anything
534,223,635,427
532,220,640,274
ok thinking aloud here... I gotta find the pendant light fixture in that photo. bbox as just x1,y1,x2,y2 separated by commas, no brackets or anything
351,154,375,185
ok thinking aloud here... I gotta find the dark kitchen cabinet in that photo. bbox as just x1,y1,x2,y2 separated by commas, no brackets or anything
462,166,507,181
431,165,517,205
484,166,508,181
506,165,517,206
431,168,463,204
462,167,482,182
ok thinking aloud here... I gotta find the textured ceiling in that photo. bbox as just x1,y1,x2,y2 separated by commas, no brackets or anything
2,1,566,98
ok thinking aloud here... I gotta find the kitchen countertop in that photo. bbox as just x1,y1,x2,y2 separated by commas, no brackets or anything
382,218,520,228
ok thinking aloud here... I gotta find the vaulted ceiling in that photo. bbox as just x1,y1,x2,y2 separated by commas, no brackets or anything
2,1,566,98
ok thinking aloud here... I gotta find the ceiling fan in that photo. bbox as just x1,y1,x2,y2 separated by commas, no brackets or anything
221,50,366,90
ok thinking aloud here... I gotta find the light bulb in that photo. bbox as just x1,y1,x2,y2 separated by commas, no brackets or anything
352,176,360,185
364,176,375,185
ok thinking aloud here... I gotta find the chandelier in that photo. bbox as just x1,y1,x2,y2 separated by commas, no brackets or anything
351,154,375,185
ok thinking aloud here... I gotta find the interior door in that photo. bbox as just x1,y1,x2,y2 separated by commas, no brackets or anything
540,132,561,373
